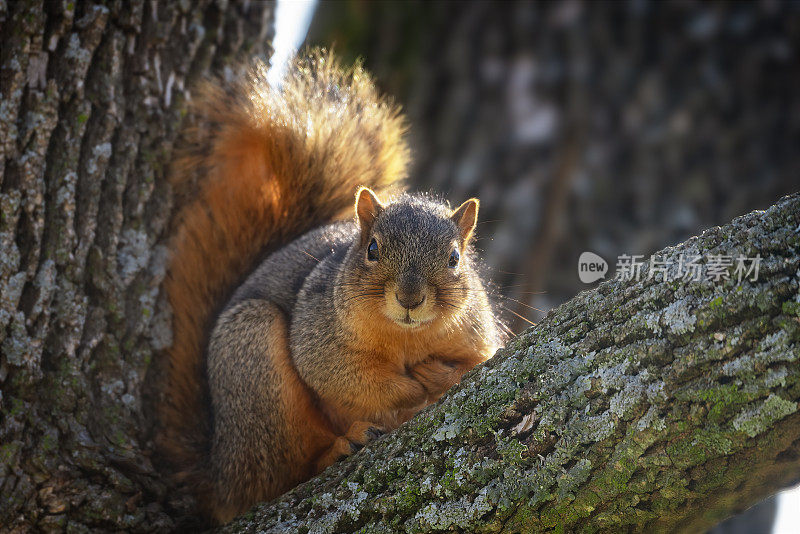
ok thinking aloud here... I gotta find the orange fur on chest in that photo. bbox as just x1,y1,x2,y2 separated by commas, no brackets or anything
315,306,489,431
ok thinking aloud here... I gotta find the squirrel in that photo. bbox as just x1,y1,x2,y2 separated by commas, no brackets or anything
158,50,506,525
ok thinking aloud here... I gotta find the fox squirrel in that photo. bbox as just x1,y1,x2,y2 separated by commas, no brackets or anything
158,51,505,524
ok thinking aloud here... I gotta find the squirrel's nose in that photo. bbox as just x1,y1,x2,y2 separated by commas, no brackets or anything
395,292,425,310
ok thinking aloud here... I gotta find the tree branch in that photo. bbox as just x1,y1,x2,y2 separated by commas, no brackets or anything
223,193,800,533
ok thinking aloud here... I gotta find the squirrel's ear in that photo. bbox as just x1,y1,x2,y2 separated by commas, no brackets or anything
451,198,479,244
355,187,383,238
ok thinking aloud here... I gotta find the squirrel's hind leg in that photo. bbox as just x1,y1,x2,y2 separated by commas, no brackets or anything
207,300,342,523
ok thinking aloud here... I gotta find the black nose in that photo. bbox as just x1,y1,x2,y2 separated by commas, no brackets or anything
395,292,425,310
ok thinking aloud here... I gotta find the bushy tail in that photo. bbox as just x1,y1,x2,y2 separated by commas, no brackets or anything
158,50,408,510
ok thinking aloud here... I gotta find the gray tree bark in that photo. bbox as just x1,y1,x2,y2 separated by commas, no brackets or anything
0,1,273,531
221,193,800,533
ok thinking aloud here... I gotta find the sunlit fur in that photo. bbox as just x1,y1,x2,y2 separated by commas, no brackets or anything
290,191,506,434
158,50,409,523
203,190,505,523
341,194,474,330
160,47,507,526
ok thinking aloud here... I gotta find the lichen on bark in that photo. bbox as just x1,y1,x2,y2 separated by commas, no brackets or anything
222,193,800,533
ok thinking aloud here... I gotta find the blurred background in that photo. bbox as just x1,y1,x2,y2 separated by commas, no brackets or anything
276,1,800,532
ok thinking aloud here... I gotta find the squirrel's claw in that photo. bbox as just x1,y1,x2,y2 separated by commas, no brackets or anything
344,421,386,453
318,421,386,468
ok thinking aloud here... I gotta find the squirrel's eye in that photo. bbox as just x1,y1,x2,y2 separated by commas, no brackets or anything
367,238,379,261
448,248,460,268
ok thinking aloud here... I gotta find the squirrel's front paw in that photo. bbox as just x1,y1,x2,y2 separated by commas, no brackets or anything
344,420,385,453
409,358,461,400
315,421,385,473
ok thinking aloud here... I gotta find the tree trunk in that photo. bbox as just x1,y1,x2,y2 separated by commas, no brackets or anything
221,193,800,533
0,1,273,531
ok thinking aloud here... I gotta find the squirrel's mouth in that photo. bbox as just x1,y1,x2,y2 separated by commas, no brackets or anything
384,285,436,328
395,315,427,329
391,308,436,329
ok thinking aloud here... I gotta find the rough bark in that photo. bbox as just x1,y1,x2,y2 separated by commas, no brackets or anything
222,193,800,533
0,1,273,531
